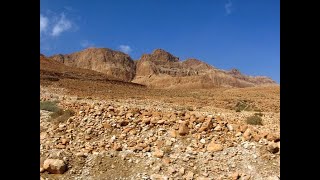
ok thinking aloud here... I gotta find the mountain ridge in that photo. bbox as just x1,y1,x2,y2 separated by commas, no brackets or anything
44,47,277,89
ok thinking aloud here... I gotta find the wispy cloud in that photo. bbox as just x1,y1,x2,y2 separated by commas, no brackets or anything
40,14,48,34
40,12,75,38
40,10,77,53
225,0,233,15
80,40,95,48
51,13,72,37
119,45,132,54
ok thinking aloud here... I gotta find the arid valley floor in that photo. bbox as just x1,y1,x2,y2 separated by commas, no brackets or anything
40,79,279,180
40,49,280,180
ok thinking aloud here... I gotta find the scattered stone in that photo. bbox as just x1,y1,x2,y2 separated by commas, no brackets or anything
178,122,189,136
40,167,45,173
239,125,248,133
120,120,129,126
214,125,222,131
227,124,234,131
153,149,164,158
267,142,280,154
150,174,168,180
243,128,251,141
235,132,242,137
169,130,177,138
56,144,66,149
43,159,67,174
75,152,87,157
267,133,280,142
207,141,223,152
179,167,185,175
167,166,176,174
266,175,280,180
186,171,194,180
40,132,47,140
113,143,122,151
153,165,162,172
199,119,213,132
162,158,171,166
40,91,279,179
61,138,68,145
231,172,240,180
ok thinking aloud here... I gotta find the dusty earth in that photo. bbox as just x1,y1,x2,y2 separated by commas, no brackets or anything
40,77,280,180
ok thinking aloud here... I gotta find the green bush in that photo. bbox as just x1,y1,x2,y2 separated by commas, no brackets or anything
40,101,60,112
246,115,263,125
235,101,249,112
40,101,74,123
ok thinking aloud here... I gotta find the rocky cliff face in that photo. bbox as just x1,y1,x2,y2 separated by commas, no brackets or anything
132,49,276,89
50,48,136,82
48,47,277,89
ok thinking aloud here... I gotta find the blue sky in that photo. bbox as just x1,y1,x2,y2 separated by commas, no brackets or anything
40,0,279,83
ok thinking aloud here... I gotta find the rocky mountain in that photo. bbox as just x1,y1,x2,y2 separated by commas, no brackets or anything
50,48,136,82
47,47,277,89
41,53,111,81
132,49,276,88
40,54,145,89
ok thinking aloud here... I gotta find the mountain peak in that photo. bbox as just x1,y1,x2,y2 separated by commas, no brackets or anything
229,68,242,75
141,48,180,62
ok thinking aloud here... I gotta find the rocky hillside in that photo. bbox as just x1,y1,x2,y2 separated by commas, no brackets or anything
47,48,277,89
50,48,136,82
133,49,276,89
40,54,145,88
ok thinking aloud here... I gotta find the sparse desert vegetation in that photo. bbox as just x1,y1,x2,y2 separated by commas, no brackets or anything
40,100,75,124
246,115,263,125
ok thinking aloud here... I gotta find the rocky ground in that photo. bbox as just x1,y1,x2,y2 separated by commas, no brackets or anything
40,84,280,180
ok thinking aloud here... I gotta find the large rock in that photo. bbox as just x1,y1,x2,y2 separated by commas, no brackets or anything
43,159,67,174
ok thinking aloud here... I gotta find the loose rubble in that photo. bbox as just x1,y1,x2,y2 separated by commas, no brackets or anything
40,86,280,179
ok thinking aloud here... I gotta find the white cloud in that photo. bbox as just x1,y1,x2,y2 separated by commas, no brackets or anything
51,13,72,37
225,0,233,15
80,40,95,48
40,14,48,34
40,12,75,39
119,45,132,54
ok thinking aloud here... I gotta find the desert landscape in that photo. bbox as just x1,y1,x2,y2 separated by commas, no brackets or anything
40,48,280,180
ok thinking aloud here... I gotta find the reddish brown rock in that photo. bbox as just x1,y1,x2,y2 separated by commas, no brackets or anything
119,120,129,126
103,122,112,129
207,140,223,152
178,122,189,136
243,128,252,141
198,119,213,132
113,143,122,151
169,129,177,138
152,149,164,158
43,159,67,174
